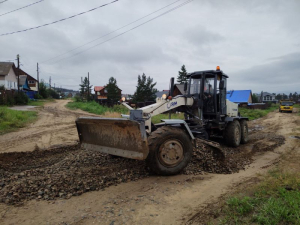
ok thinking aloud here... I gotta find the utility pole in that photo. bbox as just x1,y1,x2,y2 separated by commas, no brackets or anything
49,76,51,89
37,63,39,94
87,72,90,101
17,54,20,92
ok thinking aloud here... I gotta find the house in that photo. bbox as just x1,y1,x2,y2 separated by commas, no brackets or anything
15,68,39,91
173,84,185,96
0,62,18,90
155,90,169,98
256,92,277,103
94,86,122,102
18,75,31,91
226,90,253,105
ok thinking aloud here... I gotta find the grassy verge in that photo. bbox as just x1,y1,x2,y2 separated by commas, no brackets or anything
28,99,55,106
66,101,129,115
218,169,300,225
151,113,184,124
0,107,38,134
239,104,278,120
66,101,185,122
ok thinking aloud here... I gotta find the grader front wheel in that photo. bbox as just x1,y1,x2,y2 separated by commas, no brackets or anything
146,126,192,175
224,120,241,147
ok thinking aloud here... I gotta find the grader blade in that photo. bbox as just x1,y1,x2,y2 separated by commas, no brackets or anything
197,138,226,160
76,117,149,160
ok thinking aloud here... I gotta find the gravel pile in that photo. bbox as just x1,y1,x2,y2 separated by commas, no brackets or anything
0,133,285,205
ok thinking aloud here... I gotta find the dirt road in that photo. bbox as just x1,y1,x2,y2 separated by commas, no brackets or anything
0,100,93,153
0,101,299,225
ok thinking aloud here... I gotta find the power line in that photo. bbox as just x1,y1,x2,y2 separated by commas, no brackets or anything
0,0,119,37
40,0,183,63
49,0,194,64
0,0,45,17
0,0,9,4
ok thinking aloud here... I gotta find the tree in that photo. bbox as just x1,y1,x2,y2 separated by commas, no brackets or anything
252,93,258,103
79,77,92,101
132,73,157,103
39,82,48,99
177,65,188,84
292,92,298,102
275,94,282,101
48,89,59,99
106,77,121,103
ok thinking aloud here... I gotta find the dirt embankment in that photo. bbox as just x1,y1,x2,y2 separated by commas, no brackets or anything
0,101,298,225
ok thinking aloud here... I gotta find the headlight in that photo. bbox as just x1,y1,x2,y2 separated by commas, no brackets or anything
162,94,167,99
121,97,126,101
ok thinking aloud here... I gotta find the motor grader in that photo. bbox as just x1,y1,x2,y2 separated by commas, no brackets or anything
76,67,248,175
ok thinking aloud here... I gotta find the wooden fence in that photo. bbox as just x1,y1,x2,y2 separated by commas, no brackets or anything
0,90,15,105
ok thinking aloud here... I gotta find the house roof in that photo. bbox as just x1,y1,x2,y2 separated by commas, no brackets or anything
94,86,105,92
174,84,185,94
15,68,37,81
0,62,15,75
94,86,122,92
156,90,169,98
226,90,252,103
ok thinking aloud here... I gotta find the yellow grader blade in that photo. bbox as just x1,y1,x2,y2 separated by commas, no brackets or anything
76,117,149,160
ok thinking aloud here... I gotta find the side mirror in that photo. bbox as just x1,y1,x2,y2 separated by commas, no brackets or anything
184,82,187,92
219,80,225,90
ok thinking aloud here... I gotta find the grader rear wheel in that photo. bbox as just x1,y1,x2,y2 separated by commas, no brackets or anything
146,126,192,175
240,120,248,144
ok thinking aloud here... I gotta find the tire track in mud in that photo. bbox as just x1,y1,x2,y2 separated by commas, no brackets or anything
0,132,285,205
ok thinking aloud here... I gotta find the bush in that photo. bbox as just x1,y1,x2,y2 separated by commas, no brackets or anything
47,89,59,99
74,95,82,102
34,93,43,99
14,92,29,105
6,94,15,106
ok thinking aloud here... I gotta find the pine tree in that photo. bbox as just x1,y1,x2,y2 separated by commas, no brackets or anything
106,77,121,103
177,65,188,84
252,94,258,103
79,77,92,101
132,73,157,103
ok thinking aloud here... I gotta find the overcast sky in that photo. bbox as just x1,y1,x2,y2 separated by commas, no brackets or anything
0,0,299,94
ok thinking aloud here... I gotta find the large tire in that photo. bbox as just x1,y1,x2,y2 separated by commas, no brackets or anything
224,120,241,147
240,120,248,144
146,126,193,176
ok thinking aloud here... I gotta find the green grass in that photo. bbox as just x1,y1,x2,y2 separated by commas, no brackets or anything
66,101,185,122
66,101,129,115
219,170,300,225
28,99,54,106
239,104,278,120
151,113,184,124
294,104,300,108
0,107,38,134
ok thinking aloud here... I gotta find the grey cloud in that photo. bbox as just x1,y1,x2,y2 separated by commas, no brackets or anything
0,0,300,94
229,52,300,93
